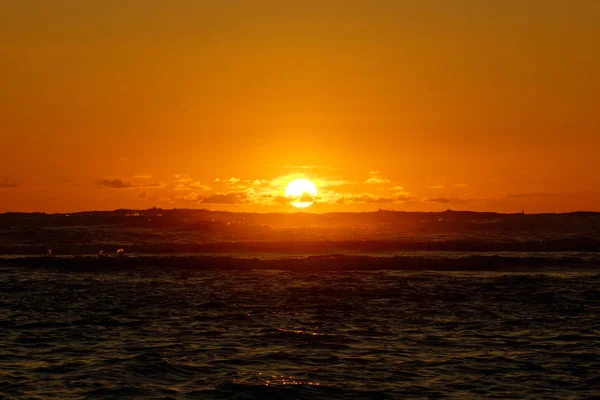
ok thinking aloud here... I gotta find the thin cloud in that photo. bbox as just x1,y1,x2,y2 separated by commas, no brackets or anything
137,192,148,199
201,191,250,204
336,193,412,204
174,174,192,184
286,191,316,204
174,188,255,205
0,179,19,188
365,177,391,184
424,196,468,204
142,182,165,188
453,184,468,188
426,197,452,204
134,173,152,179
98,178,134,189
273,195,290,205
507,192,549,198
429,185,444,189
99,177,164,189
365,171,391,184
186,182,211,190
255,193,289,205
173,175,210,191
266,174,353,191
212,177,242,188
174,192,202,202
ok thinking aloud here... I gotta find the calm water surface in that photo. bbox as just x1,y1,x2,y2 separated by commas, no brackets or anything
1,265,599,399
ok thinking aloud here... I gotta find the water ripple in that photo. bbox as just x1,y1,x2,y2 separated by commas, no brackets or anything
1,267,599,399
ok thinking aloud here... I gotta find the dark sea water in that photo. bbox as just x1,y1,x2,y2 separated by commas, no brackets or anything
1,264,600,399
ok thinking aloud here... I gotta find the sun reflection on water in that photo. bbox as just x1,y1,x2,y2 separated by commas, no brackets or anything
235,373,321,387
277,328,325,336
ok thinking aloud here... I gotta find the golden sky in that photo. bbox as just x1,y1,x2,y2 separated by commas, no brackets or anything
1,1,599,213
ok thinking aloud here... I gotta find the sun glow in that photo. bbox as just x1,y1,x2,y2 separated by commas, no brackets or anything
285,179,317,208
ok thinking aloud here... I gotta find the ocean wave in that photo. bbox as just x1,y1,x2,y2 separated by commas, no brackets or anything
1,267,599,399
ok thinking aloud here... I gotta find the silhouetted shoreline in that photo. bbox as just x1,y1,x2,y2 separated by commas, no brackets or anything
2,254,598,272
1,209,600,256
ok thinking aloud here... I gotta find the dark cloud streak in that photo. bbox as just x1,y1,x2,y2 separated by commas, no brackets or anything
98,178,135,188
0,179,19,188
98,178,164,189
201,192,250,204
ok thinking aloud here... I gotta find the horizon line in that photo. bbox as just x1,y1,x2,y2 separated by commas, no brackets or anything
1,208,599,217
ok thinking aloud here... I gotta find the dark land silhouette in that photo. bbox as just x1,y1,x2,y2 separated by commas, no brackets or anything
1,208,599,255
2,209,599,272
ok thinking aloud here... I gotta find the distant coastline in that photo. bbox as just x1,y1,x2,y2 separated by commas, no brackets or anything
3,208,600,218
2,209,600,255
2,253,599,273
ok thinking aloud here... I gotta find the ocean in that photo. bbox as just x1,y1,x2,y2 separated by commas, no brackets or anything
2,262,599,399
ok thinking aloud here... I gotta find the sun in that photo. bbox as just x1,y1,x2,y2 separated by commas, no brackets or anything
285,179,317,208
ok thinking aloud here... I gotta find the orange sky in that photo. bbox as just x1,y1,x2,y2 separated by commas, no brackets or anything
1,1,599,213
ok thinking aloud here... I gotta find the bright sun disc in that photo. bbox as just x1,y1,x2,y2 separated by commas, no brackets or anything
285,179,317,208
